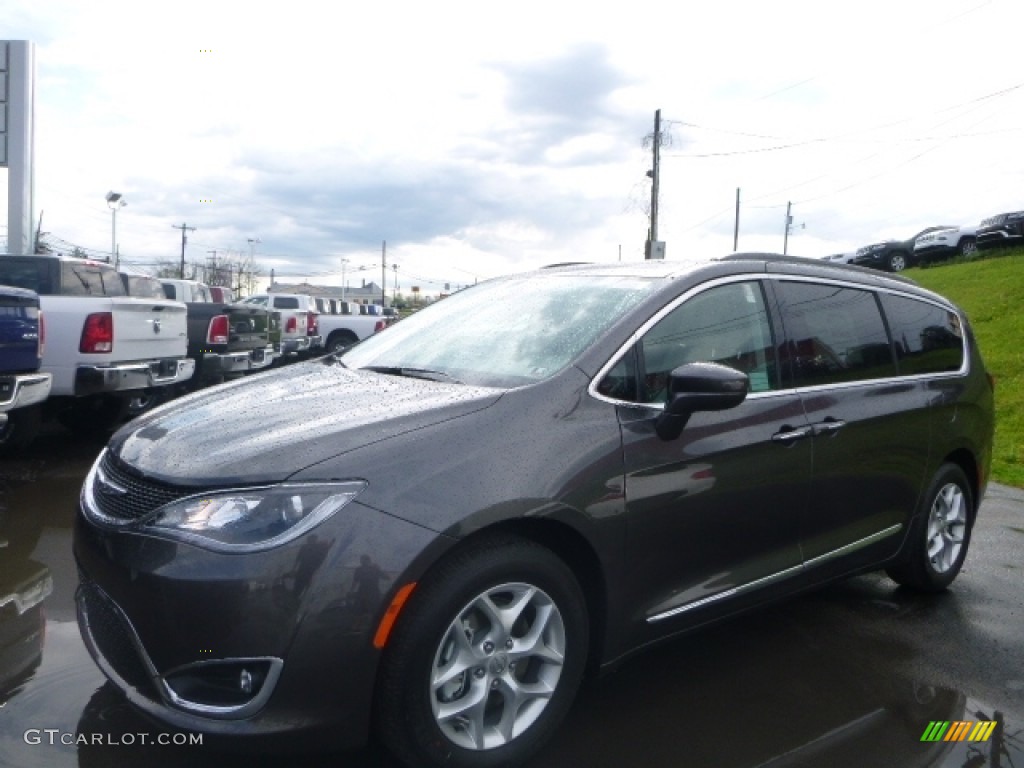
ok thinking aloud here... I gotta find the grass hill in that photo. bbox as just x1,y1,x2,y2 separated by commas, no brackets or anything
907,249,1023,487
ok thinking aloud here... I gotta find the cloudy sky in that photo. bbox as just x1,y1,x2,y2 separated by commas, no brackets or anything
2,0,1022,295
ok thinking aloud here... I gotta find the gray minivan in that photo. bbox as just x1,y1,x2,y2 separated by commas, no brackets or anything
75,255,994,768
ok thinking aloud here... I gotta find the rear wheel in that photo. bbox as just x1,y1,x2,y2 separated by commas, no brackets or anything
375,534,588,768
886,464,974,592
326,331,358,355
959,237,977,258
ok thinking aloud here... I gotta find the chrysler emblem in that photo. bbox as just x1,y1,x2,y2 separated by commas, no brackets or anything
96,467,128,497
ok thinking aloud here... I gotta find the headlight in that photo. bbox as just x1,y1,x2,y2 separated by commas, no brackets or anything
143,482,366,552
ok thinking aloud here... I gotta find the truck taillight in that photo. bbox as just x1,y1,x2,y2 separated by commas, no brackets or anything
285,316,297,333
307,312,318,335
80,312,113,353
207,314,230,345
374,320,386,333
38,310,46,357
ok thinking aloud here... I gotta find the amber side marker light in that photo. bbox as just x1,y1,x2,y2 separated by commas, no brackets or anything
373,582,417,649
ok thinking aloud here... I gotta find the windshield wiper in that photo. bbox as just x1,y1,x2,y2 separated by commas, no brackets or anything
361,365,462,384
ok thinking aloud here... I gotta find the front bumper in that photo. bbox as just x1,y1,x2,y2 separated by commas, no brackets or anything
976,229,1023,249
74,358,196,397
74,486,444,747
0,372,52,414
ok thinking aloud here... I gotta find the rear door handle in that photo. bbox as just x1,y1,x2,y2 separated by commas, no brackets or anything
771,425,813,444
813,418,847,435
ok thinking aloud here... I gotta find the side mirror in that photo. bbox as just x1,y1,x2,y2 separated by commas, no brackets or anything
655,362,749,441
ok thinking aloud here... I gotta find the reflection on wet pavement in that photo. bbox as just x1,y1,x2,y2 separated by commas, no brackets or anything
1,426,1022,767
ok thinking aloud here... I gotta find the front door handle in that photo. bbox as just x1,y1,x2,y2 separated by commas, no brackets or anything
771,425,813,444
813,418,847,435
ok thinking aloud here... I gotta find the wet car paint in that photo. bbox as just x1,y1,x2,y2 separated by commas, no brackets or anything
2,410,1023,767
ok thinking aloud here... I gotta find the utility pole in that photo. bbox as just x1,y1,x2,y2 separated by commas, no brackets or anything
783,201,792,255
381,240,387,307
733,188,741,252
646,108,661,259
392,263,399,303
172,222,196,278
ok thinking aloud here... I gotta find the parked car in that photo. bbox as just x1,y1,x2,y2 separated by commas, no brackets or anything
75,256,993,768
0,254,194,437
821,252,855,265
913,225,978,262
159,278,275,388
240,293,322,358
976,210,1024,251
851,226,955,272
0,285,52,450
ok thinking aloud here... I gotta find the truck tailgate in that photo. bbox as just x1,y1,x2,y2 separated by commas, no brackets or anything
110,298,189,360
225,304,272,352
0,287,41,373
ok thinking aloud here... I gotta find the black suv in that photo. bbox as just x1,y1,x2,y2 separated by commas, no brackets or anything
852,226,955,272
976,210,1024,251
75,255,994,768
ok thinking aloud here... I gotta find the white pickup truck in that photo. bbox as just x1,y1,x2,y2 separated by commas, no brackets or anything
0,254,195,434
311,297,393,354
239,293,323,358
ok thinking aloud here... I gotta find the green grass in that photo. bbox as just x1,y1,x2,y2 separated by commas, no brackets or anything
907,248,1024,487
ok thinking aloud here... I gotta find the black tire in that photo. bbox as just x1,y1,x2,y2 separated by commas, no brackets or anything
888,251,908,272
124,387,169,419
326,332,358,355
375,534,588,768
0,405,43,454
886,464,974,592
959,237,977,258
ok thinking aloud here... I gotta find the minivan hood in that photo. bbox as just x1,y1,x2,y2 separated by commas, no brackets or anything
109,360,503,485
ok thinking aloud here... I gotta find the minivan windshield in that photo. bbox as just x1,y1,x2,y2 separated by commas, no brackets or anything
341,273,658,387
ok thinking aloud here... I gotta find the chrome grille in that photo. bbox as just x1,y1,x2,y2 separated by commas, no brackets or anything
94,452,195,522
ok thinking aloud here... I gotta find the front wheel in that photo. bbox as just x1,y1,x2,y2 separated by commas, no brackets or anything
959,237,977,258
888,251,908,272
886,464,974,592
375,534,588,768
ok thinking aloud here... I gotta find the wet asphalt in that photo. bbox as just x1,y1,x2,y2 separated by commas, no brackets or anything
0,423,1021,768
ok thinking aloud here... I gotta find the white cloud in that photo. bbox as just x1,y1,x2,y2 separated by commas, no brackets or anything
3,0,1024,289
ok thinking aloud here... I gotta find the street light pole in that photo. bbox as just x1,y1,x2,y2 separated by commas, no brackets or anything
105,191,126,268
340,257,350,301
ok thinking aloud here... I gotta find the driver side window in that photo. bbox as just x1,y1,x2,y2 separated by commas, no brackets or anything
638,281,777,404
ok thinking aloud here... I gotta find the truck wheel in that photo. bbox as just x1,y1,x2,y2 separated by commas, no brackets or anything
888,252,908,272
959,238,977,258
327,332,359,355
125,388,169,418
0,406,43,454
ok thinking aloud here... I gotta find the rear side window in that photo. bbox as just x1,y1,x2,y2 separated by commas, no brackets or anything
273,297,299,309
0,258,54,294
879,293,964,375
775,281,896,387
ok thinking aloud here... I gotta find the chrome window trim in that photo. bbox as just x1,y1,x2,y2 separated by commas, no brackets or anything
646,523,903,623
588,272,970,409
